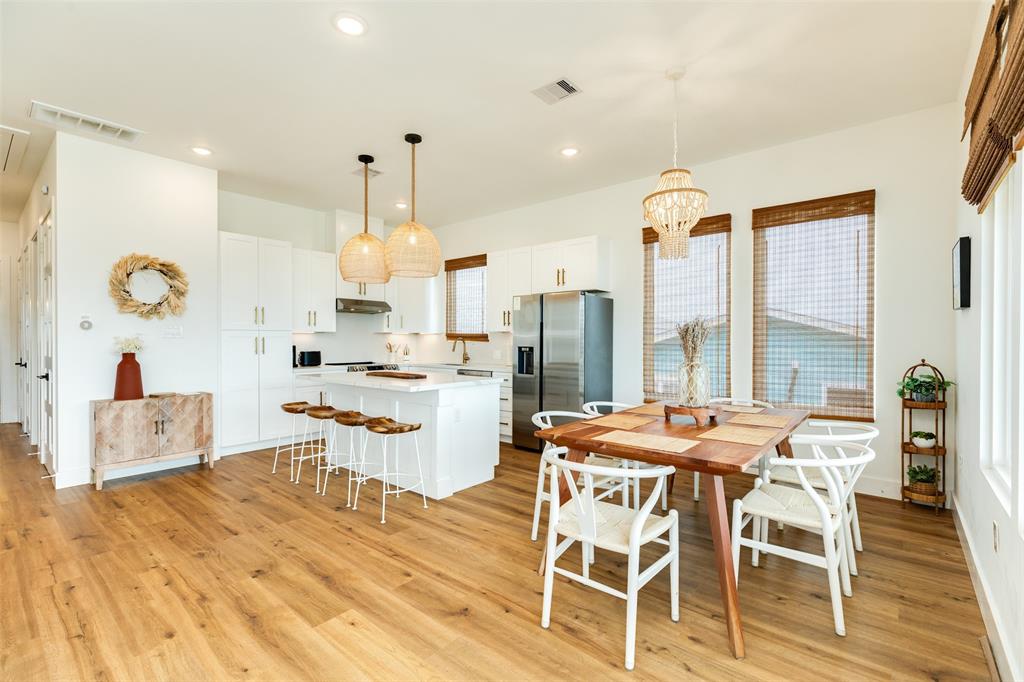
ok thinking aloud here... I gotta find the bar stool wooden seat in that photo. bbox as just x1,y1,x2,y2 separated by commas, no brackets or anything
273,401,312,478
320,410,374,505
296,405,339,491
352,417,427,523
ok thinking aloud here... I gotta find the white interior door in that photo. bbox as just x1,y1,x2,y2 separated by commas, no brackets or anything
36,209,56,474
25,238,38,445
257,238,293,330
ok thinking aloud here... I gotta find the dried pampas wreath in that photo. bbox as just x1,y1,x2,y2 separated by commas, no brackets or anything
108,253,189,319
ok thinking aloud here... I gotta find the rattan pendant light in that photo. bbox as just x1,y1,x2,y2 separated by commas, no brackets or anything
642,70,708,260
339,154,390,283
385,133,441,277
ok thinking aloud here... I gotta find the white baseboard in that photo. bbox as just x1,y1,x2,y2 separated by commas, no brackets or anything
952,493,1019,682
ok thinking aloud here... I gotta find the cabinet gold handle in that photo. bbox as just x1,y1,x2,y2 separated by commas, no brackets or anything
261,307,265,325
254,306,259,324
254,336,259,354
555,268,559,286
307,310,311,326
261,337,266,354
562,268,566,285
313,311,317,326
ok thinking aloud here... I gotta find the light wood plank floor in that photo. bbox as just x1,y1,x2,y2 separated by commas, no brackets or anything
0,424,990,680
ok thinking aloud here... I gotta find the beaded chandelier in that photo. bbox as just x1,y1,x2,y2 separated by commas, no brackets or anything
642,71,707,260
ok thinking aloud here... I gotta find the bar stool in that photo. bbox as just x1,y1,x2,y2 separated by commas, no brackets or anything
318,410,373,506
273,401,312,477
296,405,339,490
352,417,428,524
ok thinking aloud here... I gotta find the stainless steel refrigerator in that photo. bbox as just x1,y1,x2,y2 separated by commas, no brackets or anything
512,291,613,451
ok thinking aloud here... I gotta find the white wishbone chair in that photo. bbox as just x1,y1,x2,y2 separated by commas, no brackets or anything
768,420,878,573
694,398,775,500
583,401,670,511
540,447,679,671
530,411,631,542
731,438,875,636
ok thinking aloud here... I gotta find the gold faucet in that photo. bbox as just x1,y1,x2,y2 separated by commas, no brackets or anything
452,337,470,365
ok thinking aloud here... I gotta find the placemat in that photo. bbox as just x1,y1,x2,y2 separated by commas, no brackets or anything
718,404,766,414
594,430,699,454
697,425,776,446
588,413,656,430
624,403,666,416
726,413,791,428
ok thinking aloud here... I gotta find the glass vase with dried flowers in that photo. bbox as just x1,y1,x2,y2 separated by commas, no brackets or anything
676,317,711,408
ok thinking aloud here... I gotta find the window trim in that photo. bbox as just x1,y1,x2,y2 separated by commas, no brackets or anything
751,190,876,420
641,213,733,402
444,254,489,342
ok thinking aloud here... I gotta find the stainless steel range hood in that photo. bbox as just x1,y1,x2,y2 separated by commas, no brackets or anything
336,298,392,314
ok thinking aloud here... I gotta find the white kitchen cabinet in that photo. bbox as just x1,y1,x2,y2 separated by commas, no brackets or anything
335,208,385,301
378,273,442,334
530,236,607,294
219,329,295,447
292,249,337,333
486,247,532,332
219,232,293,330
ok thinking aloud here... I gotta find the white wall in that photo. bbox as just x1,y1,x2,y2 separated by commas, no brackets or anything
218,189,333,251
54,132,219,488
951,6,1023,679
0,221,19,421
424,103,962,499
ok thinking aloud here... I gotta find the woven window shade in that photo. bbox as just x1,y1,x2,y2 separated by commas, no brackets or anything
752,191,875,420
963,0,1023,207
642,214,732,402
445,255,488,341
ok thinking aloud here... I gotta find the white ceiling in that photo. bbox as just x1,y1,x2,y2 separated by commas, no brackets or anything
0,1,980,226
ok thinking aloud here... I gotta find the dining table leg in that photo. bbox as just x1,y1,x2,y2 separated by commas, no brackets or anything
537,447,588,576
703,472,745,659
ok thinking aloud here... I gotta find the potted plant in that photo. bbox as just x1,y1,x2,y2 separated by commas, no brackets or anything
911,430,937,449
896,374,955,402
906,464,940,496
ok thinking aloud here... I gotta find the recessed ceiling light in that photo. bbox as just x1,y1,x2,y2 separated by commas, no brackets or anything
333,13,367,36
191,146,213,156
560,147,579,157
394,201,408,209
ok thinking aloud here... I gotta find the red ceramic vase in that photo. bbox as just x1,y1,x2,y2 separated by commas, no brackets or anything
114,352,143,400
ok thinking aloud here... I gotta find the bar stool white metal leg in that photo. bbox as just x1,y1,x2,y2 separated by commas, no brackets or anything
272,401,312,478
351,417,427,524
295,406,338,487
319,411,372,504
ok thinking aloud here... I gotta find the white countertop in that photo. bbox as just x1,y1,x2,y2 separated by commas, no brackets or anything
295,369,501,392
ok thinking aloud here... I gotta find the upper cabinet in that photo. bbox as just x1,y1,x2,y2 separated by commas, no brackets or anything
530,236,608,294
293,249,337,333
486,247,532,332
220,232,292,331
378,273,442,334
335,208,386,301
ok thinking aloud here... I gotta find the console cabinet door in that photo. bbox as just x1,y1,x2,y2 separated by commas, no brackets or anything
93,399,160,465
159,394,213,456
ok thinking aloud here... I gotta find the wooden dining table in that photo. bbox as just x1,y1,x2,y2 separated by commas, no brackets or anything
534,401,810,659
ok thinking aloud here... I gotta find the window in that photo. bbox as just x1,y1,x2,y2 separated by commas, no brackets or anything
445,255,488,341
752,190,875,420
980,163,1022,499
642,215,731,401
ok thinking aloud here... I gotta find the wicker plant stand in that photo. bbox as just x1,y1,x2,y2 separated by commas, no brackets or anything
899,359,948,514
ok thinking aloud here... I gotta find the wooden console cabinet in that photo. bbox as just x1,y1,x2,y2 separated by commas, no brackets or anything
91,392,214,490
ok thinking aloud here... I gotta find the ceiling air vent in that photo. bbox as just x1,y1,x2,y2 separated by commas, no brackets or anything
352,166,382,178
29,100,144,143
0,124,30,174
531,78,581,105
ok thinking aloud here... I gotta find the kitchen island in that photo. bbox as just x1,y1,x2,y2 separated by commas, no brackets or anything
295,370,501,499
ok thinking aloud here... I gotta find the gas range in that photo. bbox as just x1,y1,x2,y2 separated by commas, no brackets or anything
323,362,402,373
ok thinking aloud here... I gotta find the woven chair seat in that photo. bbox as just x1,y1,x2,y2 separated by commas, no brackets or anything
305,406,340,420
280,401,311,415
365,417,422,435
334,410,372,427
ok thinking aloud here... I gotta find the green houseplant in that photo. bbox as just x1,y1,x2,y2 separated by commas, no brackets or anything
896,374,955,402
910,430,937,449
906,464,940,496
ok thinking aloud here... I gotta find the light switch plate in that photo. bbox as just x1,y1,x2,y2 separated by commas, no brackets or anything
162,325,184,338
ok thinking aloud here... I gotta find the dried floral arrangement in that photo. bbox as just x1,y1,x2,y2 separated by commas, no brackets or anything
115,336,144,354
108,253,188,319
676,316,711,364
